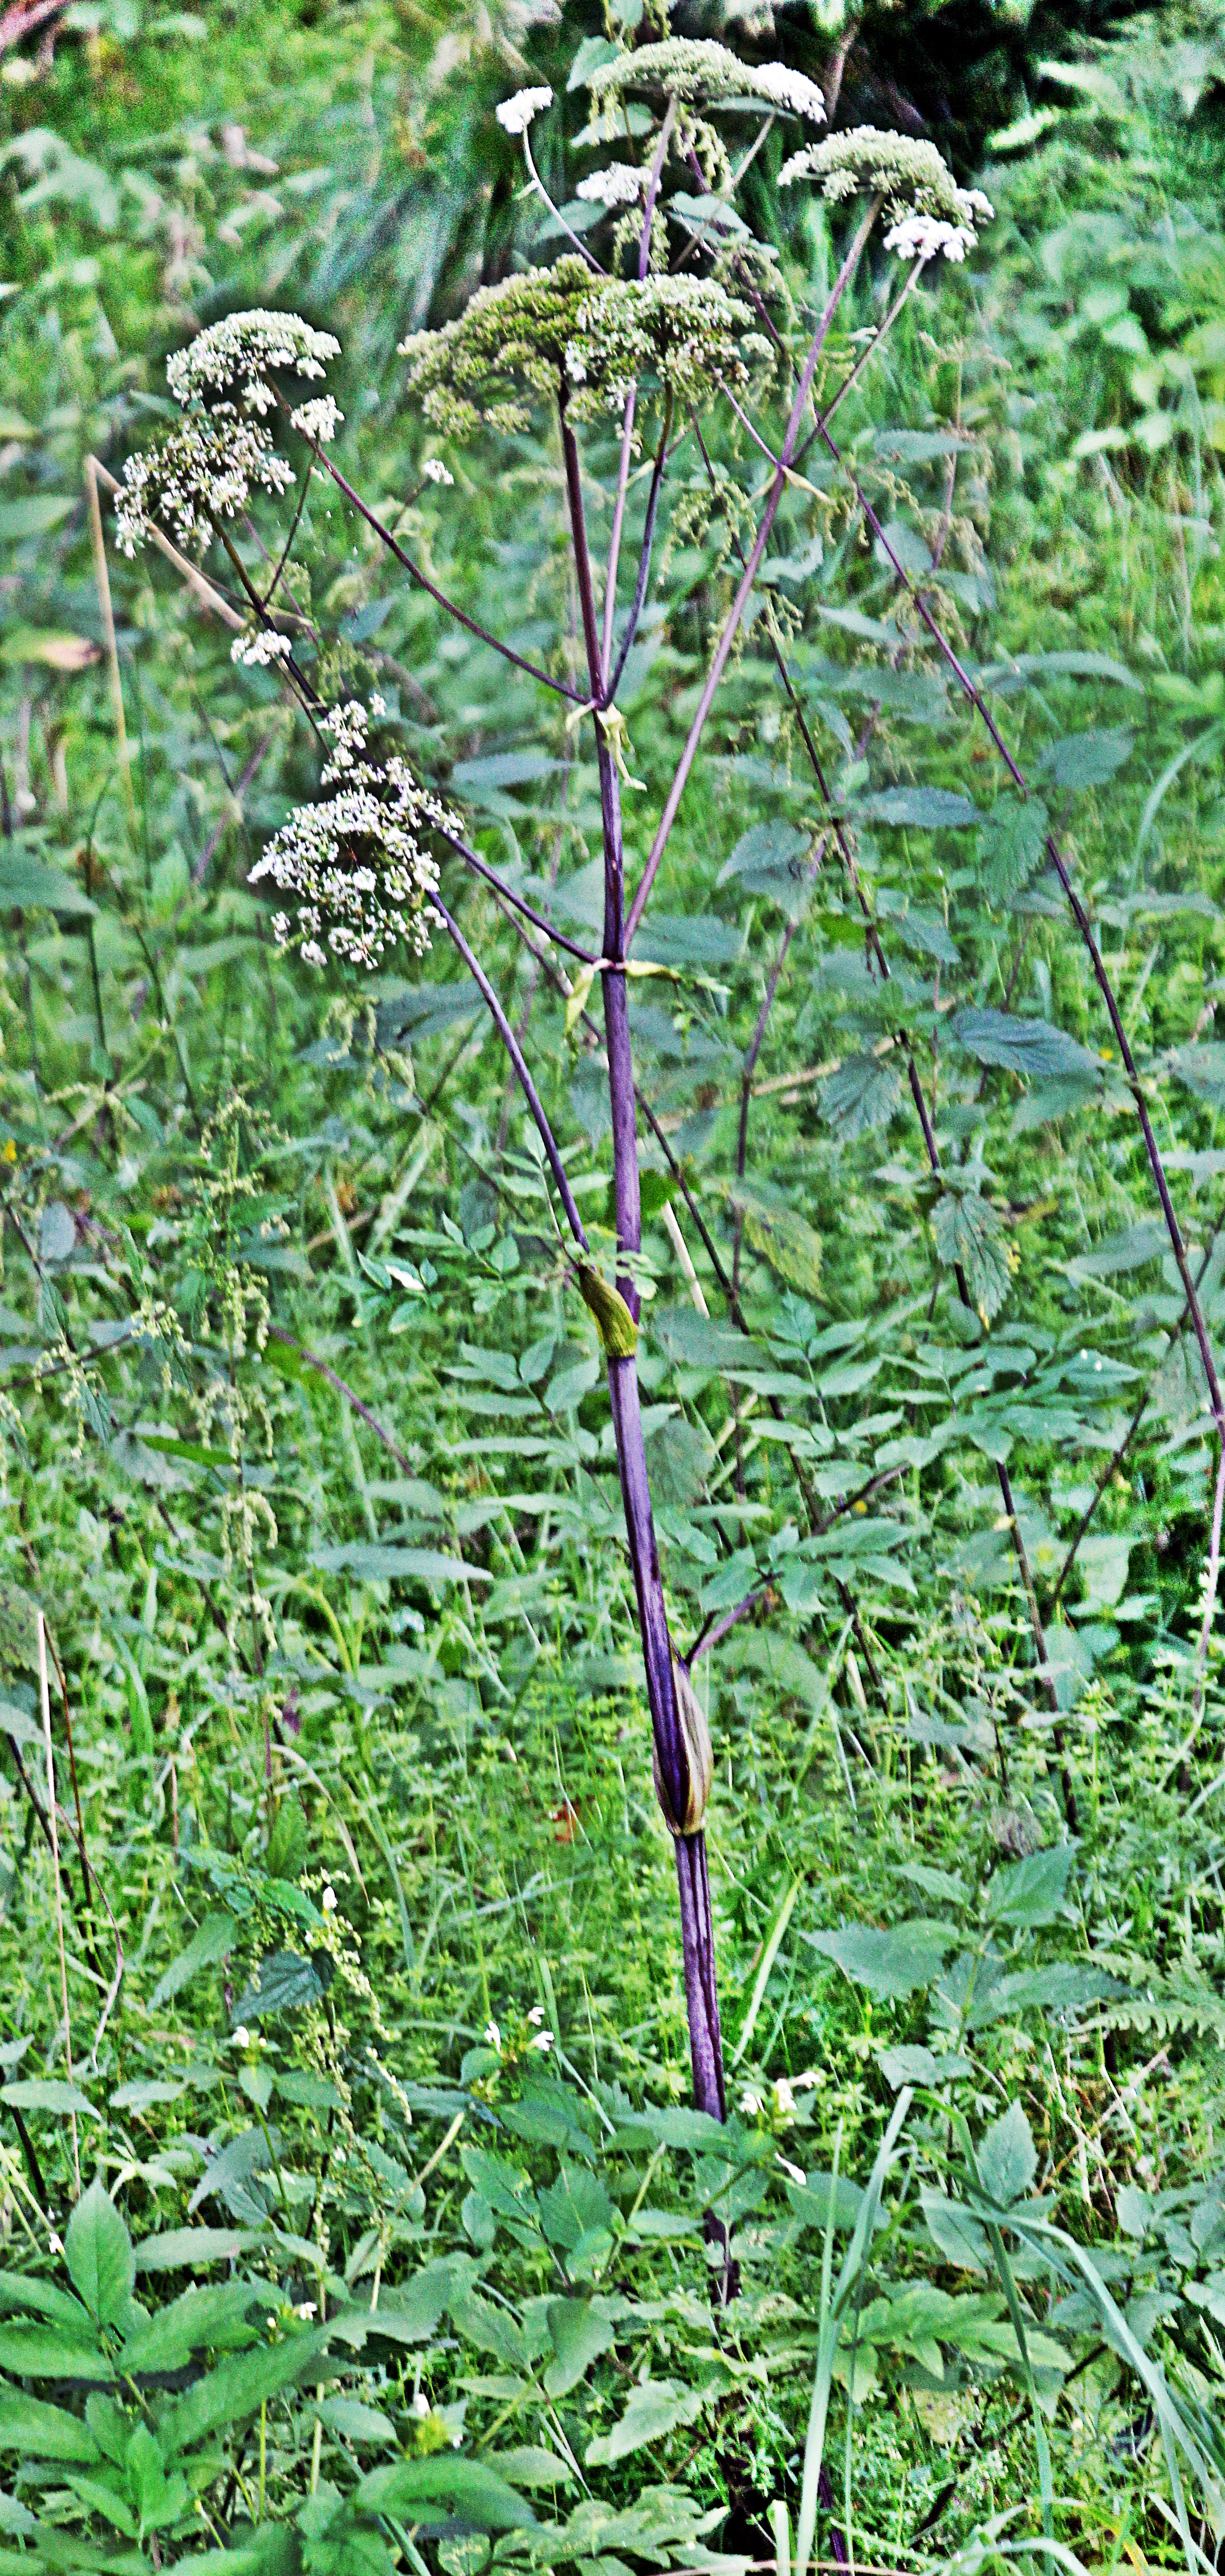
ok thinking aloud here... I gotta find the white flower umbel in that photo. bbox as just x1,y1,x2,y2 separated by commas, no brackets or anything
231,627,295,666
248,699,459,974
576,162,645,207
883,213,976,262
291,394,343,444
166,308,340,415
779,125,994,242
421,457,454,485
115,412,296,558
496,85,552,136
588,40,824,124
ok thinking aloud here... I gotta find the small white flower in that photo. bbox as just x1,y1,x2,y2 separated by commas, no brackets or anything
576,163,644,208
496,84,552,137
48,2231,64,2257
883,213,976,264
772,2077,796,2123
230,628,294,667
369,692,388,717
793,2067,820,2091
527,2004,545,2025
411,2391,430,2419
296,2300,317,2319
290,394,343,445
421,457,453,485
531,2029,555,2052
777,2156,807,2188
322,1885,338,1913
231,2026,250,2047
484,2019,502,2051
739,2086,764,2117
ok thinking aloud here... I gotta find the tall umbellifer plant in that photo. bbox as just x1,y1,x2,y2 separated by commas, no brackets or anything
111,34,1045,2124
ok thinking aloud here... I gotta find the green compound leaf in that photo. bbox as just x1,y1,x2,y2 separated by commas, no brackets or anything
931,1186,1016,1323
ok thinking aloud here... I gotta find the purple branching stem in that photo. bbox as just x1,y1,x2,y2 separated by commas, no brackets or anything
816,409,1225,1445
561,385,728,2129
791,254,931,470
732,841,828,1295
690,1587,768,1666
600,100,675,687
624,198,880,945
430,893,589,1253
437,824,597,965
298,432,586,705
606,402,673,705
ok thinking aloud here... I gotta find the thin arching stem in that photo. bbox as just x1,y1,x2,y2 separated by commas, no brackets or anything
624,198,880,944
436,825,598,965
815,408,1225,1442
430,894,589,1253
296,431,586,705
600,100,675,687
605,398,672,706
523,133,606,273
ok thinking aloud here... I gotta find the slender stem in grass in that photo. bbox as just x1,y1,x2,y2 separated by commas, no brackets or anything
437,826,597,965
625,199,880,945
85,454,136,827
599,101,675,687
39,1613,80,2201
816,409,1225,1440
431,894,589,1253
605,394,673,706
292,426,587,703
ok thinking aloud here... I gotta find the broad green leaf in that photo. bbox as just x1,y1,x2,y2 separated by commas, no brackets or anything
0,2324,113,2381
311,2395,397,2444
133,2227,260,2273
118,2283,265,2374
977,795,1049,901
355,2455,537,2529
4,2078,101,2119
931,1187,1015,1322
1169,1042,1225,1108
948,1007,1099,1083
1036,727,1132,790
160,2320,346,2452
0,494,75,539
717,819,810,904
985,1841,1077,1927
149,1910,238,2010
806,1918,957,1999
544,2298,616,2397
0,2391,100,2461
231,1948,329,2022
849,786,978,828
65,2182,135,2329
977,2099,1038,2207
585,2376,706,2466
920,2188,990,2274
311,1542,488,1584
726,1181,823,1294
820,1052,903,1139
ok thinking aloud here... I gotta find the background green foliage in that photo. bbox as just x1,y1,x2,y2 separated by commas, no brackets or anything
3,3,1225,2573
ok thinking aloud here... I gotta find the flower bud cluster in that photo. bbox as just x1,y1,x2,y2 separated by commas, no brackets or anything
779,125,994,241
576,162,645,208
495,84,553,136
399,254,764,442
114,308,341,560
587,40,825,127
248,699,459,974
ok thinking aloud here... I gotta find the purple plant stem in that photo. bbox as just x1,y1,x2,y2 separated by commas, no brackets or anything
600,101,675,687
816,412,1225,1442
302,436,586,705
624,199,880,944
436,823,597,964
430,894,589,1253
562,392,727,2124
605,402,672,707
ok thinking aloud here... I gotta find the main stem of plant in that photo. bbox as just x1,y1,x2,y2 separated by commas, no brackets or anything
561,397,726,2121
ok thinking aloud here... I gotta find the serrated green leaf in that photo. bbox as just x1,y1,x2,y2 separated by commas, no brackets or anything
948,1007,1100,1084
820,1052,903,1140
806,1918,957,1999
931,1187,1016,1322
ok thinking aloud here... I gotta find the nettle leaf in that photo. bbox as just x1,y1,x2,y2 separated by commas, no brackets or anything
1037,727,1133,791
717,819,812,910
948,1007,1100,1084
930,1187,1016,1323
977,795,1049,902
820,1052,903,1139
231,1948,332,2023
544,2298,616,2398
1169,1041,1225,1108
585,2376,707,2466
806,1918,957,1999
0,2392,100,2462
920,2188,990,2274
150,1909,238,2010
976,2098,1037,2207
65,2183,135,2330
849,785,979,829
728,1181,823,1295
355,2456,536,2532
985,1840,1077,1927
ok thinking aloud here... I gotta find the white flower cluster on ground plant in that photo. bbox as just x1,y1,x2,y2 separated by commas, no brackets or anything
248,700,460,973
576,162,645,207
114,308,340,559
